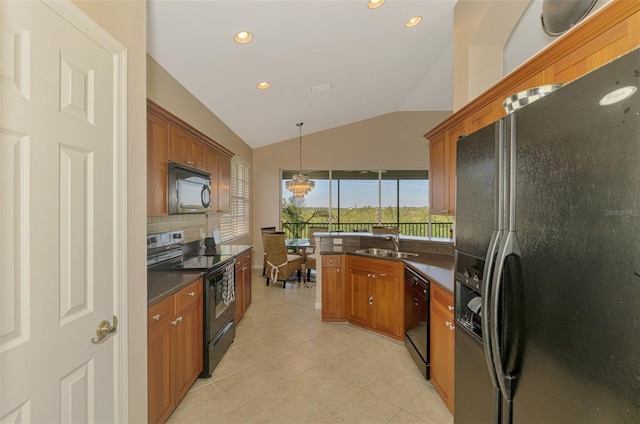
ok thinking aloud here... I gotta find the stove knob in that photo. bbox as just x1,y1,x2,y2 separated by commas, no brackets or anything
463,270,470,278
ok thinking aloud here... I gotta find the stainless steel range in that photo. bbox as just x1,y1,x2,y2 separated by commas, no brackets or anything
147,230,236,377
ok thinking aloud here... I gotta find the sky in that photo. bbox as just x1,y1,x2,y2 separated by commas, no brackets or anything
282,179,429,208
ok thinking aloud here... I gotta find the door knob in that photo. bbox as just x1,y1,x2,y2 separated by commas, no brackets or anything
91,315,118,344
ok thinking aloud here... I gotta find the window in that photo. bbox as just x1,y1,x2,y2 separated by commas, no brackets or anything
281,169,449,238
220,157,250,241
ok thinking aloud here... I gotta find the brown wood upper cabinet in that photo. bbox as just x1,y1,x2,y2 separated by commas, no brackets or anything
429,121,465,216
217,154,231,213
147,100,234,217
425,1,640,217
147,112,169,216
203,147,231,213
168,125,204,170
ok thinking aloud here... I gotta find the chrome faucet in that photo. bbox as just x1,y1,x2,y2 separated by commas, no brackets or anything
385,234,400,252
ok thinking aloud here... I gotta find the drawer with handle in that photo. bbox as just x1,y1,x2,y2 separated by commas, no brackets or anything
147,297,172,332
176,279,202,310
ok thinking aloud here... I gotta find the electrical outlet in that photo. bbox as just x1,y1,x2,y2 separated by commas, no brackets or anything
333,238,343,245
333,246,342,252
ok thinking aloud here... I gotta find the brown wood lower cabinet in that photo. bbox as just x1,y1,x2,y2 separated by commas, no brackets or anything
345,256,404,339
322,255,345,321
148,278,203,424
430,283,455,413
235,249,252,323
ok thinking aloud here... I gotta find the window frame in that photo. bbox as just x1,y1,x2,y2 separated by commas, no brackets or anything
220,157,250,241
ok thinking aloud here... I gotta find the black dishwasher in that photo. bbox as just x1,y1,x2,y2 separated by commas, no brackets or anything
404,266,430,378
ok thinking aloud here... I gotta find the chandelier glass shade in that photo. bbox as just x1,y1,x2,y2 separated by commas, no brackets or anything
287,122,315,198
286,174,315,198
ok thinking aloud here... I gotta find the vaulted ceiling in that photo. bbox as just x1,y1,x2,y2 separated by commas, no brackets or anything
147,0,457,148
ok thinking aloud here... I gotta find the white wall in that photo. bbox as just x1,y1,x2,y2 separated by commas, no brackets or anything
453,0,530,110
503,0,613,75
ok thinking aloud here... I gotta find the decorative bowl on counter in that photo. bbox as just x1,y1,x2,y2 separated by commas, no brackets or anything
503,84,563,114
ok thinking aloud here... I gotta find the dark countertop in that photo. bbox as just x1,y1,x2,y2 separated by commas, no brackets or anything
403,254,454,294
147,271,204,306
321,250,454,294
315,231,454,244
147,244,253,306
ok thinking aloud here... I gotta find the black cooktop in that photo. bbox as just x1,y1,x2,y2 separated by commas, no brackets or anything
179,255,234,270
150,254,234,272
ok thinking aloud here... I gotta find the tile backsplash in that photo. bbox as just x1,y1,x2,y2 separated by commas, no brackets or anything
148,215,204,242
147,214,222,243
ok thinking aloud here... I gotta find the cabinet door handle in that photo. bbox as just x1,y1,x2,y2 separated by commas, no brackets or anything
188,291,196,297
447,305,454,311
171,316,183,326
336,269,339,273
152,314,161,321
369,296,373,306
379,273,386,277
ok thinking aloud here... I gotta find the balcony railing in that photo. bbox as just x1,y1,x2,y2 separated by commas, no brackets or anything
281,222,453,239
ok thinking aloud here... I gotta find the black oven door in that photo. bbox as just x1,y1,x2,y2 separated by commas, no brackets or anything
205,261,236,341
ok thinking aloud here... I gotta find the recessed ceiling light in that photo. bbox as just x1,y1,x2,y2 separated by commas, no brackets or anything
256,81,270,90
368,0,385,9
406,16,422,28
234,31,253,44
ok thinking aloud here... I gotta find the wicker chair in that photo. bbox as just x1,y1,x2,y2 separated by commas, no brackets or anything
263,231,304,288
260,226,277,276
305,226,328,282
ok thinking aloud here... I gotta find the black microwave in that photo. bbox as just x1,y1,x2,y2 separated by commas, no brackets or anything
168,162,212,214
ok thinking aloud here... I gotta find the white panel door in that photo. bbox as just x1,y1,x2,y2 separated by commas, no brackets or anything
1,1,127,422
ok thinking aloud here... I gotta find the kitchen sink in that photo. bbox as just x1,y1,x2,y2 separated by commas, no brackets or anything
354,248,419,259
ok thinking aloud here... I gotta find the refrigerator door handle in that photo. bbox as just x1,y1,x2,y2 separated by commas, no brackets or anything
481,229,502,389
490,231,519,402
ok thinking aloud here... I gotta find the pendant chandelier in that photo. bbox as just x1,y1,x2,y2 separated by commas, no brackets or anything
286,122,315,198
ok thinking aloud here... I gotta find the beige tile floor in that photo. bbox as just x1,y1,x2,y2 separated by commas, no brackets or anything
167,271,453,424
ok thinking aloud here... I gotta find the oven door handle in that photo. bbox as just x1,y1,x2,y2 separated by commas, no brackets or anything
207,259,236,279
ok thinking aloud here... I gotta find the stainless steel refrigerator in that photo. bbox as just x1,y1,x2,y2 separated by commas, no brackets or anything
454,48,640,423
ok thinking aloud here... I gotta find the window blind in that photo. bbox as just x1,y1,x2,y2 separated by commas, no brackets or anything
220,157,250,241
